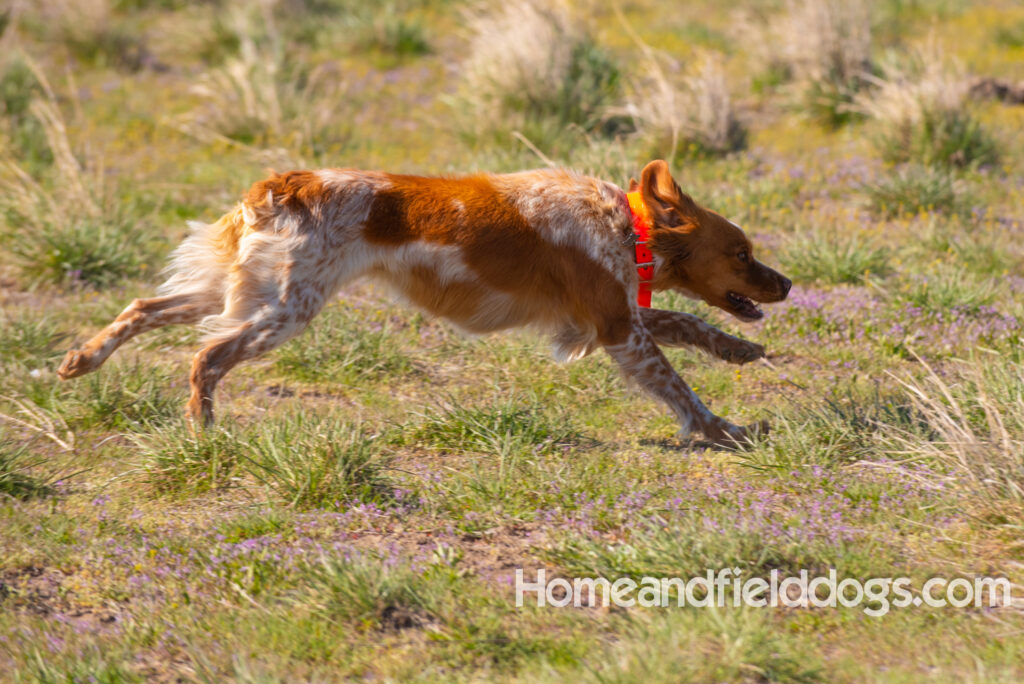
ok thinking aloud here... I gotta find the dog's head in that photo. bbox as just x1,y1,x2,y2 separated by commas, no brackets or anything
632,160,791,321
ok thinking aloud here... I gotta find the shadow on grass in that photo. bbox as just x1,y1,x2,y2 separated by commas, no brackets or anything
638,436,751,454
0,438,58,500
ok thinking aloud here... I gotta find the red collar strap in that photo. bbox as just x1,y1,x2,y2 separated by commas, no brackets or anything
626,191,654,308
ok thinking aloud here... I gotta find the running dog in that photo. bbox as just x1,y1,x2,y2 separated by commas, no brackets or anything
57,160,791,445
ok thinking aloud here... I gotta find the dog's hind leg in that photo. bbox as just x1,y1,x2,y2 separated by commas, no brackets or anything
57,293,222,380
184,241,343,426
185,307,320,427
57,212,240,380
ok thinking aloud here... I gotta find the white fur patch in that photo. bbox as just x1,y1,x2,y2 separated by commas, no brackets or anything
316,169,390,230
377,242,474,284
157,218,231,298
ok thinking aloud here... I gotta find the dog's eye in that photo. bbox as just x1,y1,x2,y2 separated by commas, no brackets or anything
737,251,749,263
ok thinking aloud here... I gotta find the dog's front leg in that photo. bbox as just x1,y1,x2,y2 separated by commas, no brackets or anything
639,308,765,365
603,321,764,446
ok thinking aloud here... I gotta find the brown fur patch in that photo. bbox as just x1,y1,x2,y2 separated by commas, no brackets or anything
364,174,632,342
246,170,331,218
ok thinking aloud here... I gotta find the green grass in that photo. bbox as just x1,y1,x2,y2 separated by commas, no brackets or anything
995,19,1024,48
897,265,999,312
131,423,247,495
3,214,163,289
66,362,182,430
736,388,929,471
863,164,960,217
407,396,582,457
874,108,998,169
348,3,432,60
0,311,68,368
18,647,142,684
545,468,911,584
302,552,455,629
802,74,868,129
243,415,394,508
0,436,53,499
131,411,395,504
557,609,823,683
779,228,891,285
0,55,50,169
272,305,413,386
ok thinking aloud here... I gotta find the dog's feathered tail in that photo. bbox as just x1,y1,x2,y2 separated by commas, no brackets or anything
158,211,234,299
158,190,289,343
156,199,268,301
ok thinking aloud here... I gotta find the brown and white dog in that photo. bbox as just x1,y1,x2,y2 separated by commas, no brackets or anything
57,160,790,445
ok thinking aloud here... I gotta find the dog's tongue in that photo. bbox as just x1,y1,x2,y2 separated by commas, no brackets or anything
728,292,763,319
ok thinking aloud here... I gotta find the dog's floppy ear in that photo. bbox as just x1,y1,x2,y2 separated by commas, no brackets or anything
627,177,639,192
641,161,700,266
640,160,698,226
649,224,695,266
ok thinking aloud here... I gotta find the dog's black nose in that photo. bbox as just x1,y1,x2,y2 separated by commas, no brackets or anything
779,276,792,297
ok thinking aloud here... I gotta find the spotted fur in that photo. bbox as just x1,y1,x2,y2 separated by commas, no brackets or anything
57,160,790,444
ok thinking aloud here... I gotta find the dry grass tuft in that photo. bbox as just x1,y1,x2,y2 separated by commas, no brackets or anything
620,49,745,159
0,57,160,287
458,0,619,135
739,0,872,125
857,41,970,132
178,2,352,166
0,60,95,214
0,60,98,219
884,354,1024,504
851,40,995,167
17,0,150,71
854,40,996,167
762,0,872,84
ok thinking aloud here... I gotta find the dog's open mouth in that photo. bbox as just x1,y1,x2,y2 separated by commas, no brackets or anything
727,291,763,320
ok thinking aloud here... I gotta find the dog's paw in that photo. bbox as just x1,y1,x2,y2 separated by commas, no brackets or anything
705,420,769,449
742,420,770,442
719,339,766,365
56,349,95,380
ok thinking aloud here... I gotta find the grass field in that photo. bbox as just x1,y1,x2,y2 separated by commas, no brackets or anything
2,0,1024,680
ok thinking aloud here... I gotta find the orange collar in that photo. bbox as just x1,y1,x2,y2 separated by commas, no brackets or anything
626,191,654,308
